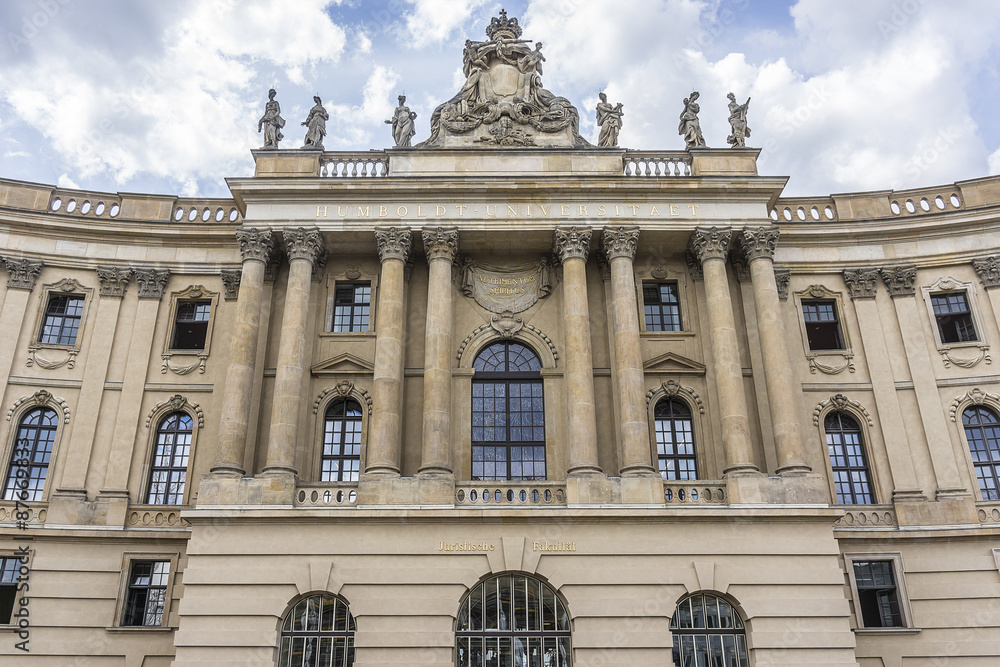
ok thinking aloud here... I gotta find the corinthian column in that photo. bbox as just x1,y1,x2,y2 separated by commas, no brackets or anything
602,227,656,476
738,226,810,475
262,228,325,477
418,228,459,476
212,228,275,476
688,227,758,476
365,227,412,476
554,227,602,476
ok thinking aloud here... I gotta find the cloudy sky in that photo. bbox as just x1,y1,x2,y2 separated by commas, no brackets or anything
1,0,999,198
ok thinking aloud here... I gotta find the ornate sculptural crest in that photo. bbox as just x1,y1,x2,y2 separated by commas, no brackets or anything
418,10,590,149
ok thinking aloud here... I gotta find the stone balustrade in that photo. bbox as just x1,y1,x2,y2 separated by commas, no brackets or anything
455,482,567,506
662,480,727,505
622,151,693,177
771,180,980,223
831,505,898,529
0,500,47,527
294,483,359,507
321,152,390,178
976,501,1000,524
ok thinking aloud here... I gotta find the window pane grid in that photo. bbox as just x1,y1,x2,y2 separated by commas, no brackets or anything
122,560,170,626
322,399,363,482
825,412,873,505
853,560,904,628
3,408,58,502
644,282,682,331
332,283,371,333
963,406,1000,500
671,593,748,667
39,295,84,345
931,292,978,343
802,299,844,350
146,412,192,505
655,399,697,481
281,595,356,667
171,300,211,350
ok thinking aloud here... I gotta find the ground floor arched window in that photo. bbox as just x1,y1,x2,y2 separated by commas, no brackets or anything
278,593,356,667
671,592,749,666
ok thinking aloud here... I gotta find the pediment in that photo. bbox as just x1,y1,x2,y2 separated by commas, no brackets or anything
310,353,375,376
642,352,706,375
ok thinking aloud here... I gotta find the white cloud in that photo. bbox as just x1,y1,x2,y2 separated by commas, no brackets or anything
401,0,495,48
56,173,79,189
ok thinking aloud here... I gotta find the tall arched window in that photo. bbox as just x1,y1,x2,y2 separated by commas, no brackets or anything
670,592,748,667
655,398,697,480
963,405,1000,500
278,593,356,667
322,399,362,482
147,411,193,505
3,407,58,502
824,411,873,504
472,341,545,481
456,573,571,667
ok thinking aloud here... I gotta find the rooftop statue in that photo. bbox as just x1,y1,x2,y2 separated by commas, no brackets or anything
595,93,623,147
386,95,418,147
301,95,328,150
727,92,751,148
678,91,706,149
417,10,590,148
257,88,285,149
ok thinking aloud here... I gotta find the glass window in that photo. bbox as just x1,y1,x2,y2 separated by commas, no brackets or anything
3,408,58,502
456,574,572,667
802,300,844,351
122,560,170,626
655,398,697,480
322,399,362,482
38,294,84,345
931,292,977,344
852,560,904,628
643,282,682,332
147,412,193,505
1,557,18,624
963,406,1000,500
472,342,545,481
171,300,211,350
670,592,749,667
279,594,356,667
332,283,371,333
825,412,874,505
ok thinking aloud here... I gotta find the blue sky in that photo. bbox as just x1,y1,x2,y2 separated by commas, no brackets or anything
2,0,1000,198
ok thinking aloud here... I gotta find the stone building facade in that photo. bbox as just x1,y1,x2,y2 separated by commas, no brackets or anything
1,142,1000,666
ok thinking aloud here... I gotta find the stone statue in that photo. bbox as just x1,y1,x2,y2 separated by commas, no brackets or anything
678,91,706,149
301,95,328,150
537,256,552,297
257,88,285,149
726,92,751,148
460,257,475,297
595,93,623,147
385,95,418,147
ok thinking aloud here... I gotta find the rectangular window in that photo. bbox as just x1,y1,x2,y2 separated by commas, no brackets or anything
852,560,904,628
171,301,211,350
122,560,170,626
643,282,681,331
38,294,84,345
0,557,18,624
331,283,371,332
802,300,844,350
931,292,978,343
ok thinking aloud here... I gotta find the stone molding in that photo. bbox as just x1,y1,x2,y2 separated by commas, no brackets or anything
235,227,276,263
283,227,325,264
949,387,1000,422
220,269,241,300
737,226,779,262
97,266,132,298
313,380,373,416
687,227,732,264
774,268,790,300
422,227,460,263
879,265,917,298
972,256,1000,289
6,389,71,424
812,393,874,427
645,379,705,413
553,227,591,263
145,394,204,428
843,268,880,300
374,227,413,263
456,321,558,366
2,257,43,290
134,268,170,299
684,250,704,281
602,226,639,262
729,250,750,283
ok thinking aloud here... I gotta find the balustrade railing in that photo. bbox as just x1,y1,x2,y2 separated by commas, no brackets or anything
662,481,727,505
295,483,359,507
321,152,389,178
456,482,566,506
623,151,693,177
832,505,897,528
0,501,46,527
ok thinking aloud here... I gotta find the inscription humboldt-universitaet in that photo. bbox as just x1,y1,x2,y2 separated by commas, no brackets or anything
314,202,701,220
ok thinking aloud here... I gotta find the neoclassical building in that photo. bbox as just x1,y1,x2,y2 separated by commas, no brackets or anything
3,14,1000,667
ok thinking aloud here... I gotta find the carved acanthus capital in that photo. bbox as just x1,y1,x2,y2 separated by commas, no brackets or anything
283,227,325,264
235,227,276,263
737,226,779,262
220,269,241,300
879,265,917,298
684,250,704,281
422,227,459,263
729,250,750,283
687,227,732,264
843,268,879,300
134,268,170,299
97,266,132,298
2,257,43,290
602,226,639,262
972,256,1000,289
374,227,413,263
553,227,592,263
774,268,791,300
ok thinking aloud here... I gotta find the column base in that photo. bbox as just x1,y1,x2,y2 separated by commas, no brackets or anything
209,463,246,478
891,488,927,503
619,464,659,478
261,465,298,478
722,463,761,478
363,465,401,477
775,462,812,476
566,465,604,478
416,466,453,478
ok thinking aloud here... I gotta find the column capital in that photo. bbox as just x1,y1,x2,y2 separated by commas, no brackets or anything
375,226,412,263
880,264,917,298
97,266,132,298
737,225,779,262
283,227,325,264
687,226,732,264
422,227,459,263
602,226,639,262
973,255,1000,289
235,227,276,263
220,269,241,300
774,268,791,300
134,268,170,299
553,226,592,263
843,268,879,300
2,257,43,290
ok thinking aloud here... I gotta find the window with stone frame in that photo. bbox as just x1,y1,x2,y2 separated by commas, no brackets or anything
654,398,698,480
824,411,874,505
643,281,682,331
38,293,85,346
146,412,193,505
801,299,845,351
321,398,363,482
851,560,905,628
170,300,212,350
962,405,1000,500
3,407,58,502
121,560,170,627
0,556,19,624
330,282,371,332
670,592,749,666
930,291,978,344
279,593,356,667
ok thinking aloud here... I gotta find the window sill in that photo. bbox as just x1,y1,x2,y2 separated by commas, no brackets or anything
30,342,79,351
640,330,696,339
852,627,921,636
319,331,377,339
105,626,174,633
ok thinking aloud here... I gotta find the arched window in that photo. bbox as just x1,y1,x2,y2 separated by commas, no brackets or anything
472,341,545,481
147,412,193,505
279,593,356,667
3,407,58,502
670,593,748,667
824,411,873,504
655,398,697,480
963,405,1000,500
322,399,362,482
456,573,571,667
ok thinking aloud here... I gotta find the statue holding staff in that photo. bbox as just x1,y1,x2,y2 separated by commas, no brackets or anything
726,92,751,148
678,91,706,149
596,92,624,147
